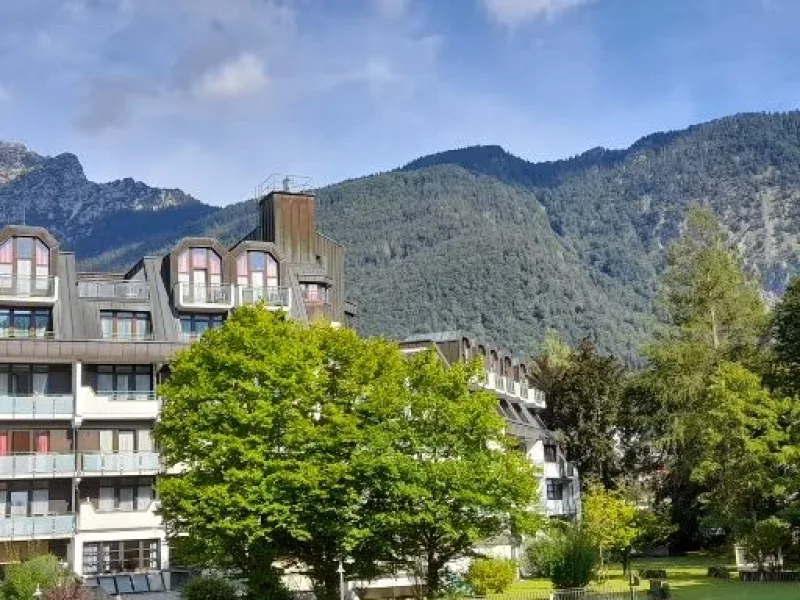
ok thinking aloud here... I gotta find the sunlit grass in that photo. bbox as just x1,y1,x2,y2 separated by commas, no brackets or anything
491,555,800,600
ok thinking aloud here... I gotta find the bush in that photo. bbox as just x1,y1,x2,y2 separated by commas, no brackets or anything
549,525,599,590
465,558,517,595
181,576,238,600
524,536,561,578
706,565,731,579
3,555,74,600
41,582,95,600
742,517,791,570
640,569,667,579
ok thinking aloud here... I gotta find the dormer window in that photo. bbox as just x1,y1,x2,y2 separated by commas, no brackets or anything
300,283,327,303
237,251,278,289
0,237,50,291
178,248,221,289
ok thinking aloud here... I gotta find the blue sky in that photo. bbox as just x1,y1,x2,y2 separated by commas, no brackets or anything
1,0,799,205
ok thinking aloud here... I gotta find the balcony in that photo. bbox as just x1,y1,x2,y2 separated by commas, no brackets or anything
76,388,159,421
237,285,291,310
0,394,74,419
524,387,546,409
0,514,75,540
78,280,150,301
0,276,58,305
80,452,160,475
174,283,234,312
78,500,161,533
304,301,333,322
0,453,76,479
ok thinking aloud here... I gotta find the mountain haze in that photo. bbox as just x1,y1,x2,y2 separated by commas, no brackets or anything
4,111,800,358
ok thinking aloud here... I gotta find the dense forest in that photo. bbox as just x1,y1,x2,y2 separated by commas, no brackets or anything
7,111,800,358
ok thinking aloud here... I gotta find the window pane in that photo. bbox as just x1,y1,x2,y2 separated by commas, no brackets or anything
0,240,11,264
16,238,33,260
31,489,48,515
266,255,278,278
209,252,221,275
250,251,265,271
13,311,30,336
180,317,192,336
98,373,113,392
118,487,134,512
99,487,115,512
137,430,153,452
178,250,189,273
101,314,113,338
192,248,207,268
34,312,49,337
135,373,150,392
35,241,49,267
136,485,153,511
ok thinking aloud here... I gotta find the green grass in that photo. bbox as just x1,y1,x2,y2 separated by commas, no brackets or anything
491,555,800,600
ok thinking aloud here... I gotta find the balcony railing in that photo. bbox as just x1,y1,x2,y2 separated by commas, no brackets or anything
81,452,160,474
101,332,154,342
0,453,76,478
78,280,150,301
96,390,156,401
0,276,58,303
175,283,234,311
237,285,290,309
0,514,76,539
0,329,55,339
0,394,74,419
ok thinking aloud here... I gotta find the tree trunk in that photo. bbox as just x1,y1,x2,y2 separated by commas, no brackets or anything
243,543,288,600
311,564,342,600
425,556,444,599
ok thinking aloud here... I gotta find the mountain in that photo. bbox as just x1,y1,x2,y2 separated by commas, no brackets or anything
0,142,218,260
6,110,800,359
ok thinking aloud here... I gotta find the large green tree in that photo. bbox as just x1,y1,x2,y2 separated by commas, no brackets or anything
771,277,800,395
535,338,624,489
632,207,771,547
359,349,542,597
156,307,539,600
156,307,407,600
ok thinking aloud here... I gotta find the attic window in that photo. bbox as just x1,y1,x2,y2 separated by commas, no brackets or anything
0,237,50,285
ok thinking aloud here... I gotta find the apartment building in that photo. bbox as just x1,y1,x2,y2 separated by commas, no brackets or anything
0,187,353,595
398,332,581,520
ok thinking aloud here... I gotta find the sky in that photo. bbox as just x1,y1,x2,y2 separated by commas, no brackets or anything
1,0,800,206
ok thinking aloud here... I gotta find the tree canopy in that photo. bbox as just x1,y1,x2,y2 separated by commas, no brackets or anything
156,307,540,599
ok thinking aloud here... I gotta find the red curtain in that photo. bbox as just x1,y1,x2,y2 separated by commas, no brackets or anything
0,432,8,456
36,431,49,454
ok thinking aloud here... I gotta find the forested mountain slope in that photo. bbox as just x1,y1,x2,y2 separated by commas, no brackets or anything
7,111,800,358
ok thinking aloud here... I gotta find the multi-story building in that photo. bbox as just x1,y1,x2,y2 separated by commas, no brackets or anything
0,186,354,595
398,332,581,520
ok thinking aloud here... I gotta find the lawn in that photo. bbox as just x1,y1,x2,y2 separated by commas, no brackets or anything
491,555,800,600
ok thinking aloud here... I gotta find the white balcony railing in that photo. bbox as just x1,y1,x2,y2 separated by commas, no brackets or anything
175,283,234,311
78,500,161,532
237,285,291,310
0,276,58,304
77,388,158,421
0,453,76,478
0,394,74,419
81,452,160,475
0,515,76,539
78,280,150,301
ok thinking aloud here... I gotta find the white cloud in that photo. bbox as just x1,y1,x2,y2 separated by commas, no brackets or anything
482,0,592,25
373,0,411,20
192,53,269,99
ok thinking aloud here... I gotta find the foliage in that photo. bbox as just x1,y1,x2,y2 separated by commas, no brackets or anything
465,558,517,596
582,486,637,572
535,339,625,489
157,307,538,600
181,576,239,600
357,349,542,597
547,525,599,590
524,535,561,579
156,308,405,600
706,566,731,579
742,517,792,571
691,363,797,536
40,583,95,600
2,555,73,600
770,277,800,394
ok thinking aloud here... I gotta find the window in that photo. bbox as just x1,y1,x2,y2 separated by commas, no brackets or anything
0,309,51,338
180,314,224,339
0,237,50,292
236,251,278,288
546,479,564,501
300,283,327,303
96,366,152,397
83,539,160,575
99,312,151,340
177,248,222,287
544,443,558,463
0,429,70,455
80,429,154,453
96,479,153,513
0,364,67,395
0,482,57,516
